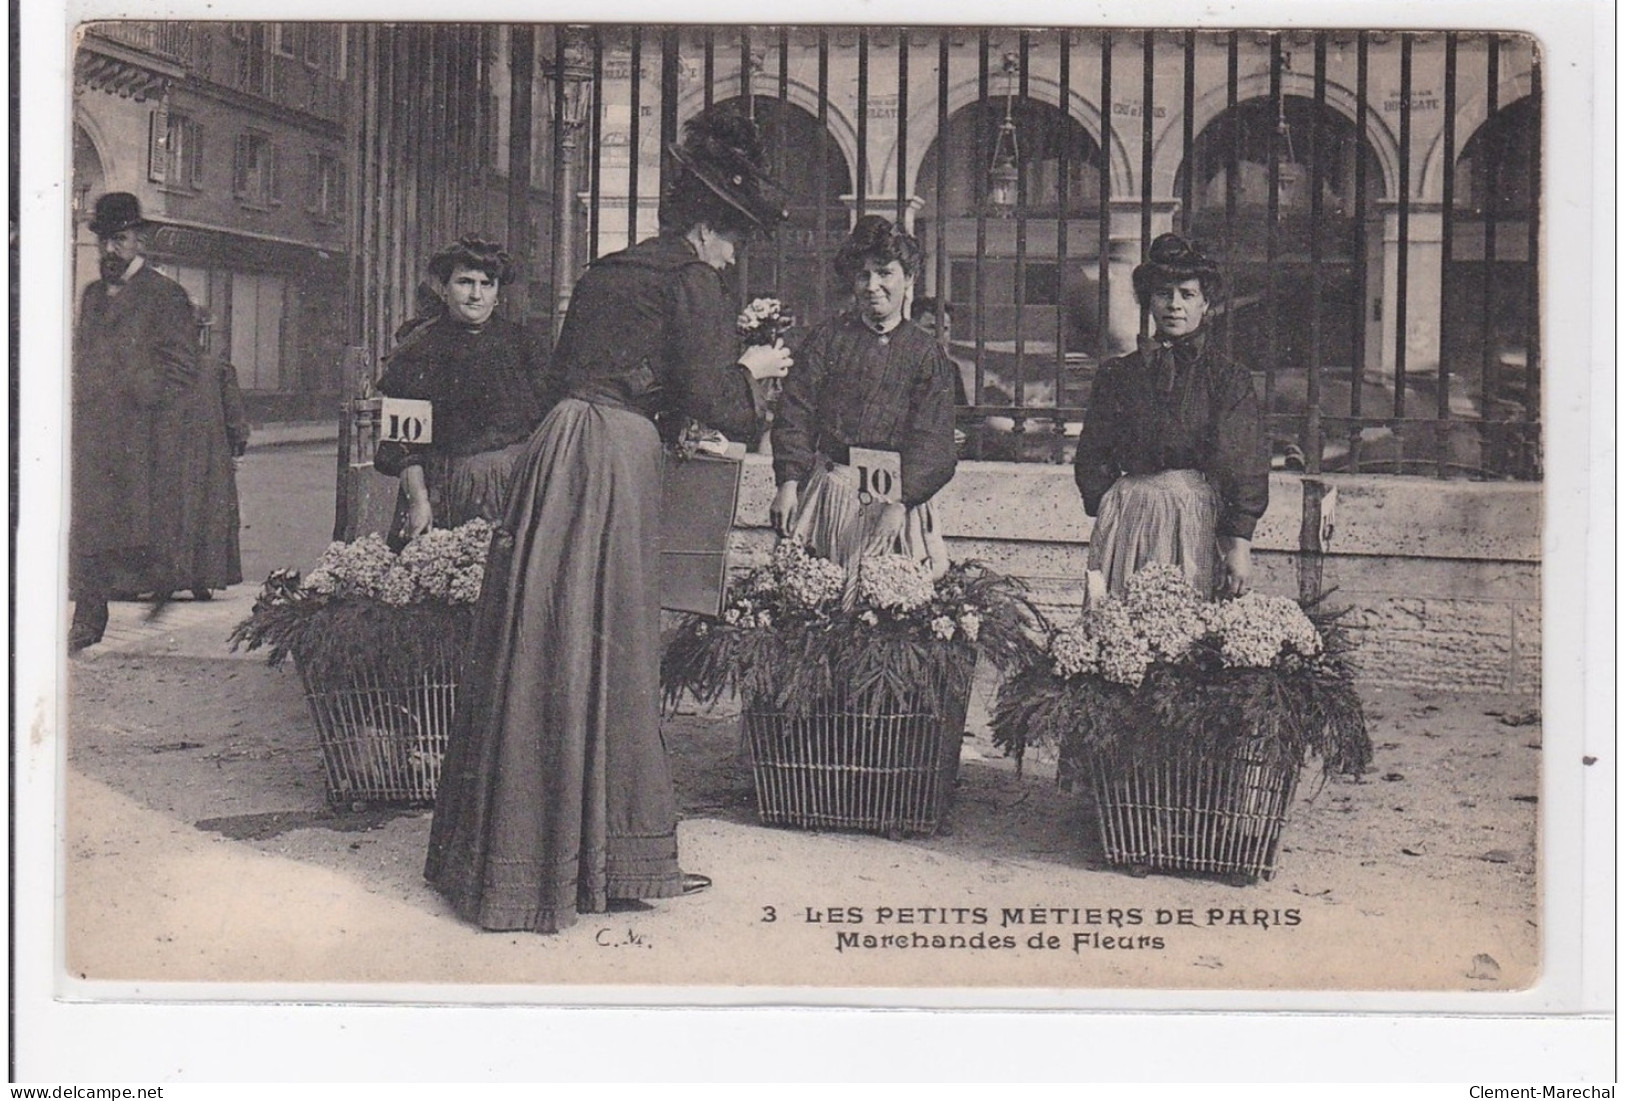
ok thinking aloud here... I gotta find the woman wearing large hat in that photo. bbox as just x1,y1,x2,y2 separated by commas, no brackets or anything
1072,232,1268,600
426,108,794,934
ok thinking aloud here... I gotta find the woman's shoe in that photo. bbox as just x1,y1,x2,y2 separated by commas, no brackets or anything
681,872,712,896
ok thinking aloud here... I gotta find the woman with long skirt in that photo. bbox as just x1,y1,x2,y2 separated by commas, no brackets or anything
1072,233,1268,599
425,109,794,934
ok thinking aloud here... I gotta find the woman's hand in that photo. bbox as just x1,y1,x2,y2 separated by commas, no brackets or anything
740,340,793,381
1217,535,1252,598
401,466,433,542
770,482,800,538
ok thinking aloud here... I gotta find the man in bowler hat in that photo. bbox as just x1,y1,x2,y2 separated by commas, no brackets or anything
69,192,199,651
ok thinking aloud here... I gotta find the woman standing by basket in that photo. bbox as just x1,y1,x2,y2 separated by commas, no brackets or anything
768,215,958,583
373,237,550,547
1072,233,1268,600
425,110,793,934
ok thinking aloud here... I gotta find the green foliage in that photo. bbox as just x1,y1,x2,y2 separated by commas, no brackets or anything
661,558,1041,721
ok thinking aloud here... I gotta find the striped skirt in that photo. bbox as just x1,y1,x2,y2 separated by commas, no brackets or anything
790,460,949,599
1087,469,1221,599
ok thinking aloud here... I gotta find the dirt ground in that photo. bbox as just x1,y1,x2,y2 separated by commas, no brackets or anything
63,637,1541,995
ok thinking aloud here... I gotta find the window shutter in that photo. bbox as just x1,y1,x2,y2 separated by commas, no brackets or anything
268,143,281,203
306,152,319,213
337,159,348,216
188,121,204,189
232,133,247,198
148,109,168,183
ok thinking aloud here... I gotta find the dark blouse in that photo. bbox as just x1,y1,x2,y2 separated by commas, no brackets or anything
1072,331,1269,540
373,314,549,478
772,312,958,508
549,233,764,440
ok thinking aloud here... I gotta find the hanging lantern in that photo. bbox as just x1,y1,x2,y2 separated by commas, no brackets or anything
987,53,1021,217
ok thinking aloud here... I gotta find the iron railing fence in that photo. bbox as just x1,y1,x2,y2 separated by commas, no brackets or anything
348,25,1542,480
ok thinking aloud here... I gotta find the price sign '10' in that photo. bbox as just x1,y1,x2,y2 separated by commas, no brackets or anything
849,447,902,506
379,397,434,445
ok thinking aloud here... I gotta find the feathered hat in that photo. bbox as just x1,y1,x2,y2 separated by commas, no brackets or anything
667,108,788,233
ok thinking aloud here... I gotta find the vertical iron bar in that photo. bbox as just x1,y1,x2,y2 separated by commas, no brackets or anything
1054,30,1071,458
1308,33,1326,474
1224,31,1239,365
736,28,752,302
857,29,869,218
629,29,646,248
507,26,534,324
1395,33,1412,428
1481,36,1501,453
1438,32,1458,477
1265,34,1281,425
1525,44,1541,446
1350,31,1368,471
816,30,829,319
896,30,910,227
551,27,567,338
1014,32,1030,418
776,28,789,294
1097,30,1112,364
703,27,714,110
936,31,950,382
1181,30,1195,236
589,27,603,261
974,29,989,446
1139,30,1154,341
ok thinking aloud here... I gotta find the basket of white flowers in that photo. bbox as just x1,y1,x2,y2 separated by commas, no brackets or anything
662,543,1039,836
230,519,496,807
991,564,1371,883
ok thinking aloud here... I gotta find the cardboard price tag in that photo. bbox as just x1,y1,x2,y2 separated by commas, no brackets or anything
378,397,434,444
848,447,903,505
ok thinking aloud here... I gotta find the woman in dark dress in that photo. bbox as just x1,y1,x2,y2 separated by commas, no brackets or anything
769,215,958,585
373,237,549,545
425,110,793,934
1072,233,1268,599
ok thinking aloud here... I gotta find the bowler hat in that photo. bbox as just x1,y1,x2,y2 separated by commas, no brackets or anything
88,192,152,237
667,110,788,234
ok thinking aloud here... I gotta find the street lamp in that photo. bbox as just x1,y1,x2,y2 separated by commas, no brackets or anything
545,26,595,338
987,53,1021,217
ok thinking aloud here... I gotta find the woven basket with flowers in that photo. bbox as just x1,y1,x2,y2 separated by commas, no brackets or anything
662,542,1039,836
991,564,1371,883
229,519,496,807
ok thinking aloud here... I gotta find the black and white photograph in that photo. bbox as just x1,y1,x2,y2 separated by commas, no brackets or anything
13,0,1612,1083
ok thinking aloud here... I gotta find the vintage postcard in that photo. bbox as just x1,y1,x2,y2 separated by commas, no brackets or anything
14,0,1611,1082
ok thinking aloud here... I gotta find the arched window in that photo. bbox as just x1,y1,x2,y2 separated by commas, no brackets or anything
1178,94,1385,375
915,97,1103,353
710,94,852,325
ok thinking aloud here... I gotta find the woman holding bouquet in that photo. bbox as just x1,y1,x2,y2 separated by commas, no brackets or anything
425,109,793,934
1072,233,1268,600
769,215,959,582
373,236,550,546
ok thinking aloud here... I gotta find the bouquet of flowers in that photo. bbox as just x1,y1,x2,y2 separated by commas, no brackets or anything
661,542,1039,720
991,564,1370,780
229,519,495,684
736,297,795,347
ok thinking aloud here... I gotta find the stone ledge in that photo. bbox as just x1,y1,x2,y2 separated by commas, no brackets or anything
739,456,1542,563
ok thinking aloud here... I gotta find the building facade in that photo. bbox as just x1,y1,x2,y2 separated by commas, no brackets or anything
74,22,356,419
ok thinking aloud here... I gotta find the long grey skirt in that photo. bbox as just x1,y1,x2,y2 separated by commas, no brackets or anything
425,398,684,934
1087,468,1221,599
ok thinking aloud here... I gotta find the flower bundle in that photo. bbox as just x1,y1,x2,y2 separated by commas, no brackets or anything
661,542,1039,720
992,564,1370,779
229,519,496,684
735,297,795,346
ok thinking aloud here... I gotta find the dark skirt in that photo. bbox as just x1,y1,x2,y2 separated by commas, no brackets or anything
424,398,684,933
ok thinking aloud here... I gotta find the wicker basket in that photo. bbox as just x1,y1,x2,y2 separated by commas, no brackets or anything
743,666,973,836
1083,740,1299,883
295,653,458,807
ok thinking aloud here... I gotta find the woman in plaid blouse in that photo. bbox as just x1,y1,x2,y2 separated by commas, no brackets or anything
770,215,959,585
